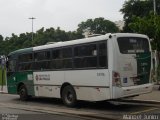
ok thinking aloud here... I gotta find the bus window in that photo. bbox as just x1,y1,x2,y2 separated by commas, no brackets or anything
18,63,33,71
63,48,73,69
18,53,34,71
52,49,63,69
8,60,16,72
34,61,51,70
98,42,107,68
117,37,149,54
63,48,72,58
19,53,33,62
34,51,51,70
74,44,97,57
52,49,62,59
34,51,50,61
74,44,97,68
63,59,72,68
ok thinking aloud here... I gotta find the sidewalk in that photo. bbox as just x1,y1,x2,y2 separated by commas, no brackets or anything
0,86,8,93
134,85,160,103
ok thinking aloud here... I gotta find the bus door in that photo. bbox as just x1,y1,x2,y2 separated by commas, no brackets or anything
7,57,18,94
117,37,151,87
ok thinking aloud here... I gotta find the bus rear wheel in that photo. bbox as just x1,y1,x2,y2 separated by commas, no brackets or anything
19,85,29,101
62,85,77,107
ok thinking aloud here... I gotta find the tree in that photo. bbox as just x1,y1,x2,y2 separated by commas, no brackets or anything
77,17,119,35
129,13,160,50
32,27,84,46
120,0,160,32
0,35,3,42
0,35,4,55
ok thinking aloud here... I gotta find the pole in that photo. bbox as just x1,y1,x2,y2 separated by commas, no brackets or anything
29,17,36,45
153,0,156,15
1,57,5,92
1,66,3,91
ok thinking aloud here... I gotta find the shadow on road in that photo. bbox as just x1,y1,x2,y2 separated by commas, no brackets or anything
10,97,150,113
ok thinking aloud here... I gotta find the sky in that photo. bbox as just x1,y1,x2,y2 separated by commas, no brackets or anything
0,0,126,38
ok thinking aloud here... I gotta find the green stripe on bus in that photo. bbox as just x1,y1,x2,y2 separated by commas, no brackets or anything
136,52,151,85
7,71,35,96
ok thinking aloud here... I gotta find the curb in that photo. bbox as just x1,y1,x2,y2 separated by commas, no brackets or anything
153,85,160,90
0,91,8,94
120,99,160,105
132,99,160,104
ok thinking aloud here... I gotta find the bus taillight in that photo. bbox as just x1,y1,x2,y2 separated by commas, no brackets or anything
112,71,121,87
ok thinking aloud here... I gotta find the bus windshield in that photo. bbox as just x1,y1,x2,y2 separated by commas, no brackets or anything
117,37,150,54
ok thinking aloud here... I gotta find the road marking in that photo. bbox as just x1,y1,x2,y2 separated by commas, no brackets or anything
130,108,159,115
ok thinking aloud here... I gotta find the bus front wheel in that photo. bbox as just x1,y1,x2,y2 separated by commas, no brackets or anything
19,85,29,101
62,85,77,107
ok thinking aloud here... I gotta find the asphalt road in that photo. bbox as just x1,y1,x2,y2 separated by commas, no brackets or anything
0,93,160,120
0,112,86,120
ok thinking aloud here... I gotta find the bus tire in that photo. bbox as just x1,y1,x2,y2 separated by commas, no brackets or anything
19,85,29,101
62,85,77,107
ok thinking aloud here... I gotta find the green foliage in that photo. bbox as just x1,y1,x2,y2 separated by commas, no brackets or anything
0,35,3,42
121,0,160,32
129,13,160,50
0,27,83,55
0,18,117,55
77,17,119,34
33,27,83,46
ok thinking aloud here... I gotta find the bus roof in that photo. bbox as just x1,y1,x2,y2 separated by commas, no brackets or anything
8,33,148,55
33,33,148,51
8,47,33,56
33,34,109,51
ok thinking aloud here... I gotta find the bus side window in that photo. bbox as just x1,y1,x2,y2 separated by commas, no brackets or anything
8,60,16,72
98,42,107,68
18,53,34,71
19,53,33,62
34,51,51,70
63,47,73,69
74,44,97,68
34,51,50,61
52,49,63,69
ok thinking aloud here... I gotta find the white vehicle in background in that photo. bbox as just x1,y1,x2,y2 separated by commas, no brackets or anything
7,33,153,107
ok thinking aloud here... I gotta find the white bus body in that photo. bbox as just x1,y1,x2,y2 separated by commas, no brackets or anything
33,33,153,101
7,33,153,107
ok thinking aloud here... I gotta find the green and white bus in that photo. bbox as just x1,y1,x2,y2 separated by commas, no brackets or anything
7,33,153,107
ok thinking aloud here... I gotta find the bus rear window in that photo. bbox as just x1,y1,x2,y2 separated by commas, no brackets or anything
117,37,149,54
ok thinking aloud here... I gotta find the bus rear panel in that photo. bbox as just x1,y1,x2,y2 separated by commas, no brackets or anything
112,34,153,99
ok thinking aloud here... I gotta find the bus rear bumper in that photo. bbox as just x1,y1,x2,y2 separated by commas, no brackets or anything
112,83,153,99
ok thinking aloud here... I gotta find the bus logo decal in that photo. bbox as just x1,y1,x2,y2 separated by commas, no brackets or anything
35,74,50,81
